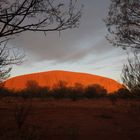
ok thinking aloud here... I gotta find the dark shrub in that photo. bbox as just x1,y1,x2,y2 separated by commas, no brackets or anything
69,83,84,101
51,81,69,99
84,84,107,98
93,84,107,98
0,80,109,100
116,88,131,99
18,80,50,99
84,85,97,98
132,88,140,98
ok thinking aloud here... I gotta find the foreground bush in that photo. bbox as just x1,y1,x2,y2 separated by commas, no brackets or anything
0,80,108,99
1,80,140,100
84,84,107,99
121,52,140,97
116,88,131,99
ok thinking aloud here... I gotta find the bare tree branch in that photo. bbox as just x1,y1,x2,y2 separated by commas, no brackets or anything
0,0,82,38
105,0,140,50
121,51,140,93
0,39,25,82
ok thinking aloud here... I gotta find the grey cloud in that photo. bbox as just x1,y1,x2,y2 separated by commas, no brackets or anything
9,0,111,64
9,0,127,81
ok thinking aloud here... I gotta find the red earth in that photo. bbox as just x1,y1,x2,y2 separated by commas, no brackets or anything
0,98,140,140
4,70,123,93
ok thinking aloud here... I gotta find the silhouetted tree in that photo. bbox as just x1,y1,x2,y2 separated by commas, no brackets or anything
84,85,97,98
105,0,140,50
116,87,131,98
121,52,140,96
23,80,41,97
26,80,40,90
0,0,82,38
92,84,107,97
52,81,69,99
0,39,24,82
0,0,82,82
71,83,84,100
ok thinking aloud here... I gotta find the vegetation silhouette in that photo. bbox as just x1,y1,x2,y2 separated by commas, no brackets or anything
121,52,140,98
105,0,140,50
105,0,140,99
0,80,118,98
1,79,140,100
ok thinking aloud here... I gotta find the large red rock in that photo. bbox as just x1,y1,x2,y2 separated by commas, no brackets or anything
4,70,123,93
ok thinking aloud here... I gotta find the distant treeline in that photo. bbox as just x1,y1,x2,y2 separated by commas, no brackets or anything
0,80,140,100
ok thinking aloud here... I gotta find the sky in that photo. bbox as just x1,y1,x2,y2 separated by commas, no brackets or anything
9,0,128,82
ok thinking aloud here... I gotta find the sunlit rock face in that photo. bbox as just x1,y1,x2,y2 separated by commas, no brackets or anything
4,70,123,93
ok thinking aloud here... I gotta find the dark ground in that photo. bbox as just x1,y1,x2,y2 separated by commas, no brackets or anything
0,98,140,140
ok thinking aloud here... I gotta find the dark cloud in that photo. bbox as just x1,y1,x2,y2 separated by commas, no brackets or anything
9,0,127,80
10,0,111,62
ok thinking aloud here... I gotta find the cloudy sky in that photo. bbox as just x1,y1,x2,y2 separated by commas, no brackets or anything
9,0,128,82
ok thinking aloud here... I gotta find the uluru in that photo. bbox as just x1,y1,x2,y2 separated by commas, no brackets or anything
4,70,122,93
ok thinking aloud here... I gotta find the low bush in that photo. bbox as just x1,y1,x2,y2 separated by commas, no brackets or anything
2,80,140,100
